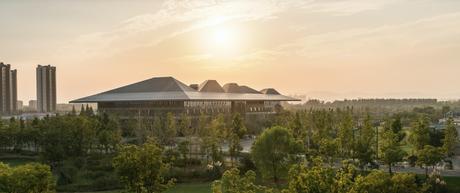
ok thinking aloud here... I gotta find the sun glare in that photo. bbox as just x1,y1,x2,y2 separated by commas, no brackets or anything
213,28,232,46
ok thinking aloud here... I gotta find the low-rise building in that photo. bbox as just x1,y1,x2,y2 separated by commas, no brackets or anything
71,76,298,118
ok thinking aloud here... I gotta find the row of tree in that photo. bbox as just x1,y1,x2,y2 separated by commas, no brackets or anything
0,162,55,193
213,161,446,193
0,113,121,167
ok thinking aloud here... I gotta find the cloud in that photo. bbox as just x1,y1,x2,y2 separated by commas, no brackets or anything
301,0,401,15
275,12,460,62
56,0,399,63
55,0,301,62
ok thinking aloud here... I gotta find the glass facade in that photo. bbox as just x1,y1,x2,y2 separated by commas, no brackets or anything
98,100,280,118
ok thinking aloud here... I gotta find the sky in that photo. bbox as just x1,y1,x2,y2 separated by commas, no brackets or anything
1,0,460,103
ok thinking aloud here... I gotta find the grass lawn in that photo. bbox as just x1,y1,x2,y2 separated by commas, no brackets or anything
74,183,212,193
0,157,38,166
165,182,212,193
51,176,460,193
444,176,460,193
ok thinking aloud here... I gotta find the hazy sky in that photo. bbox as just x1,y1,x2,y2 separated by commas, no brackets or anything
1,0,460,103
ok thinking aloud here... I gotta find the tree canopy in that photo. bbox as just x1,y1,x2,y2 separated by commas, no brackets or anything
251,126,301,184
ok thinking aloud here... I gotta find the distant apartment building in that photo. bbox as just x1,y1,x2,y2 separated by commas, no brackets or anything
28,100,37,111
0,62,18,115
17,100,23,110
36,65,56,113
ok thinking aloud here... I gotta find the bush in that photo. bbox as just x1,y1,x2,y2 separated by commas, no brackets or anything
167,167,212,182
238,153,256,173
57,174,120,192
0,162,56,193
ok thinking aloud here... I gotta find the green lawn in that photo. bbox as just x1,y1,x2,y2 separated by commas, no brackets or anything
165,182,212,193
73,183,212,193
0,157,38,166
444,176,460,193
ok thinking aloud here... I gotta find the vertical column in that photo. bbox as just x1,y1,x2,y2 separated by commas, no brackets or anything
36,65,43,112
11,70,17,114
51,66,56,112
0,64,4,114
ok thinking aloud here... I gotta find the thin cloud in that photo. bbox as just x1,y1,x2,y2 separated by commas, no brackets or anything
55,0,299,63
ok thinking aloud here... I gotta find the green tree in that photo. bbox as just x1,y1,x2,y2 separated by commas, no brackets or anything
417,145,444,177
179,113,192,137
288,111,305,141
197,113,208,138
164,112,177,145
212,168,270,193
349,171,421,193
390,116,405,142
282,158,335,193
0,162,56,193
179,113,193,159
178,140,190,164
79,105,85,116
442,117,459,157
354,114,375,169
228,113,246,167
113,138,174,193
409,116,431,151
380,130,405,174
38,116,97,167
389,173,421,193
200,115,224,164
71,105,77,116
251,126,301,184
318,138,338,166
337,109,354,159
97,113,122,153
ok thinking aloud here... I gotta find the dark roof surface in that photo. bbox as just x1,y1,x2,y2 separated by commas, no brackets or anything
239,85,261,94
260,88,281,95
198,80,225,92
103,77,195,93
71,77,299,103
223,83,242,93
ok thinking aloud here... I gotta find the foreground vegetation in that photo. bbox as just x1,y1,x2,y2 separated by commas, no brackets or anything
0,102,459,193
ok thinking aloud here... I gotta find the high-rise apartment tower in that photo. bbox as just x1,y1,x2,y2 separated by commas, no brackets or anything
36,65,56,113
0,62,17,115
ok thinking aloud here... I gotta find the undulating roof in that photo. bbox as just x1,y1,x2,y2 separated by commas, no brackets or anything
189,84,199,90
223,83,242,93
239,85,261,94
198,80,225,93
71,77,299,103
260,88,281,95
102,77,195,94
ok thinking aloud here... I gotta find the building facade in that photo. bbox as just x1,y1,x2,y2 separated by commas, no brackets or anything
0,62,17,115
71,77,299,118
36,65,57,113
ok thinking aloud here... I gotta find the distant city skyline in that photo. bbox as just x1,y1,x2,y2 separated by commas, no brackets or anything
1,0,460,103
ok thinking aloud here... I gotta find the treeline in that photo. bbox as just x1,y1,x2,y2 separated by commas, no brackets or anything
271,108,457,173
0,110,123,191
0,112,121,162
287,98,460,114
0,105,458,193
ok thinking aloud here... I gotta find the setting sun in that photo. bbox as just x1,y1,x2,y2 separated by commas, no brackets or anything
213,28,231,45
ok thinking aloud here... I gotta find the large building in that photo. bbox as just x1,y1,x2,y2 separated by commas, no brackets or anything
0,62,17,115
71,76,298,118
36,65,57,113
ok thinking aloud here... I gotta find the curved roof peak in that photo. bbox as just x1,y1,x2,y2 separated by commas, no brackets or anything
198,80,225,93
240,85,261,94
223,83,242,93
260,88,281,95
102,76,195,94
